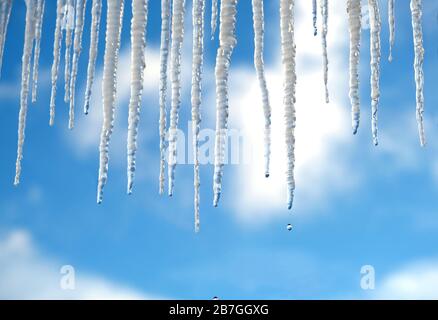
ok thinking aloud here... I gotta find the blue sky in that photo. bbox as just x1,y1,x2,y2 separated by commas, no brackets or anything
1,0,438,299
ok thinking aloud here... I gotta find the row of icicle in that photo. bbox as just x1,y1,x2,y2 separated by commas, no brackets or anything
2,0,426,232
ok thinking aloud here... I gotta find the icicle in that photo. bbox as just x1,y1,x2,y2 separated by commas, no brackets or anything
64,0,74,103
388,0,394,62
14,0,37,186
49,0,64,126
31,0,45,103
167,0,185,197
83,0,102,115
127,0,148,194
191,0,205,232
0,0,12,78
320,0,329,103
369,0,381,146
280,0,296,210
347,0,361,134
252,0,271,178
211,0,218,39
158,0,171,195
212,0,238,207
410,0,426,146
96,0,124,204
68,0,87,129
312,0,317,36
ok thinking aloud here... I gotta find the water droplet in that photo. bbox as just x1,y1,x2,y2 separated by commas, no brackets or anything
287,224,292,231
212,296,219,300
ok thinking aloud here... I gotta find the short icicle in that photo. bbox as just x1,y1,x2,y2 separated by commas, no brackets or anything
96,0,125,204
49,0,65,126
312,0,317,36
158,0,171,195
14,0,37,186
410,0,426,146
280,0,296,210
63,0,74,103
347,0,361,134
31,0,45,103
84,0,102,115
320,0,329,103
368,0,381,146
0,0,13,78
211,0,218,39
212,0,238,207
191,0,205,231
167,0,185,197
252,0,271,178
127,0,148,195
388,0,395,62
69,0,87,129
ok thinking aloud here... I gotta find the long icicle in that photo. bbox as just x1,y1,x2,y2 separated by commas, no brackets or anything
31,0,45,103
280,0,296,210
127,0,148,194
167,0,185,197
320,0,329,103
84,0,102,115
0,0,13,78
49,0,64,126
347,0,361,134
410,0,426,146
191,0,205,231
158,0,171,195
312,0,317,36
96,0,124,204
64,0,74,103
252,0,271,178
369,0,381,146
388,0,394,62
14,0,37,186
211,0,218,39
69,0,87,129
212,0,238,207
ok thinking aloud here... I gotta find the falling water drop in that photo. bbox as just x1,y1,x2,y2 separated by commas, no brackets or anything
96,0,125,204
15,0,37,186
69,0,88,129
84,0,102,115
410,0,426,147
191,0,205,232
167,0,186,197
369,0,381,146
280,0,296,210
252,0,271,178
127,0,148,195
213,0,238,207
287,224,292,231
158,0,171,195
347,0,362,135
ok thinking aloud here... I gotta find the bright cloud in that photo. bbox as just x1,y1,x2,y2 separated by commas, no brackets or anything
0,230,161,299
228,1,357,220
375,260,438,299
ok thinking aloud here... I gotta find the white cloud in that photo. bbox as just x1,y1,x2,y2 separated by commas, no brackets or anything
375,260,438,299
228,1,357,220
0,230,162,299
